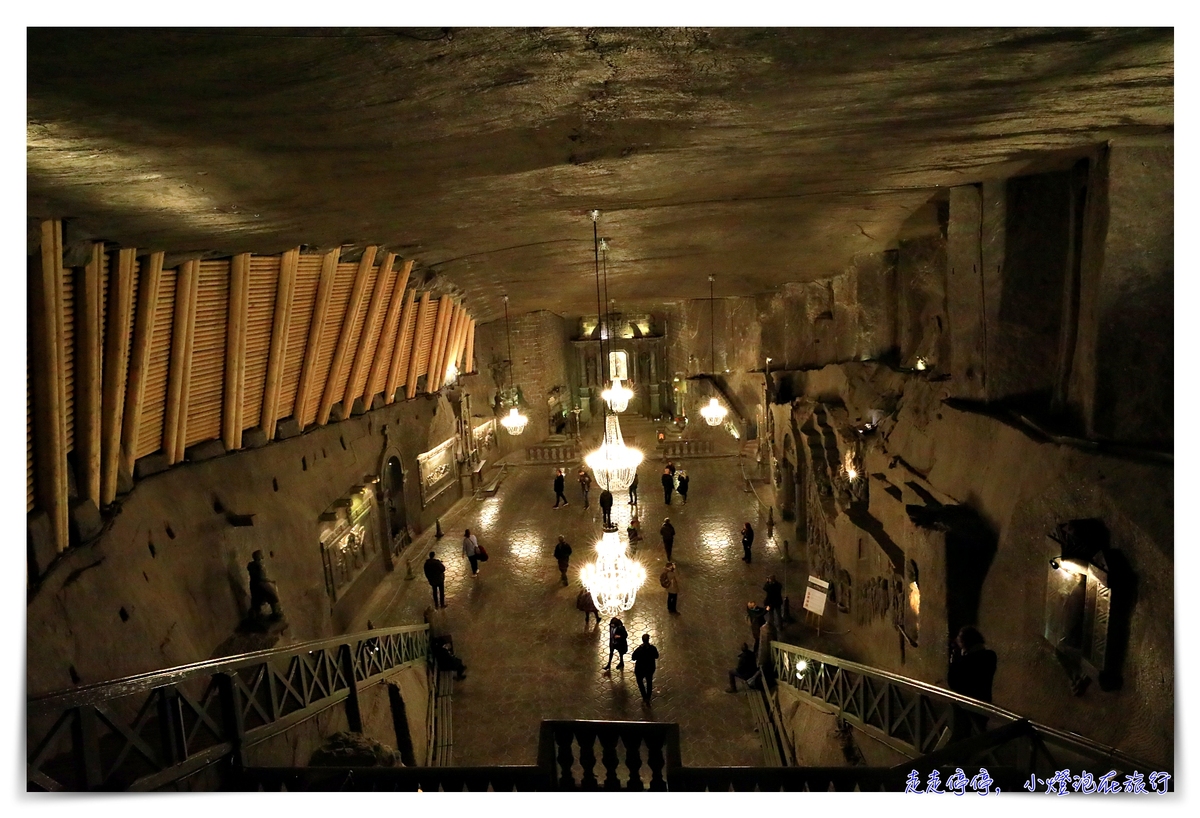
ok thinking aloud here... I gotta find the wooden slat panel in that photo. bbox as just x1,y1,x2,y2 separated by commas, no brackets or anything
260,248,298,438
368,260,413,402
346,252,395,410
185,260,229,447
406,292,435,400
74,244,103,504
136,267,176,458
277,252,322,422
241,255,280,431
302,254,354,427
223,254,250,450
425,296,454,394
164,260,199,465
100,248,137,504
320,248,377,425
30,220,69,552
386,287,418,402
121,252,164,477
463,318,476,372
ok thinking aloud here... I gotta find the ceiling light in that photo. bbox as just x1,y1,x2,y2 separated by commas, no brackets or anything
579,527,646,618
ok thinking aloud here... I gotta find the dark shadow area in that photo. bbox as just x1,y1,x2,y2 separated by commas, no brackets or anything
906,500,998,637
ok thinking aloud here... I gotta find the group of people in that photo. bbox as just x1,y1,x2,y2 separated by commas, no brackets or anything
601,617,660,704
660,462,689,505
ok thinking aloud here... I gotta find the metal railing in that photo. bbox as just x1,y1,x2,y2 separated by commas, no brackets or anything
770,641,1157,779
27,624,429,791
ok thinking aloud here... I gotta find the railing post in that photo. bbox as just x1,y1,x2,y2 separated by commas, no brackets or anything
157,686,188,766
340,643,364,733
216,672,246,772
73,707,104,790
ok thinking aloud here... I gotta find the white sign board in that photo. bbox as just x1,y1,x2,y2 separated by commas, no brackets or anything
803,575,830,616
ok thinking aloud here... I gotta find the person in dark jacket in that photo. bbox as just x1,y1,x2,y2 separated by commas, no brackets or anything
423,551,447,608
676,470,690,504
247,550,283,621
747,601,767,651
599,488,614,527
660,518,676,561
553,536,573,586
741,522,755,563
661,467,674,504
763,574,783,630
948,626,997,703
577,587,601,629
578,468,592,508
628,471,639,506
553,468,570,508
632,633,660,704
727,643,760,692
605,617,629,671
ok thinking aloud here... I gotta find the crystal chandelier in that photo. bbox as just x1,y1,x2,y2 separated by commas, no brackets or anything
586,414,643,492
702,274,728,426
579,527,646,618
701,396,727,426
499,294,527,436
602,377,633,413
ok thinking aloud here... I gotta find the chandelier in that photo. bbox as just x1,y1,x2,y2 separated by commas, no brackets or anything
602,377,633,413
584,210,643,490
702,274,728,426
586,414,643,492
499,294,527,436
579,526,646,618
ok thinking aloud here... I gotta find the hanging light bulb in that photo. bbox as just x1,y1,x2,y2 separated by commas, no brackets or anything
579,527,646,617
499,294,527,436
500,406,528,436
700,396,727,426
586,415,643,492
602,376,633,413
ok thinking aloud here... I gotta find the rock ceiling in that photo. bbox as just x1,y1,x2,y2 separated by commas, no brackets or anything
27,27,1173,322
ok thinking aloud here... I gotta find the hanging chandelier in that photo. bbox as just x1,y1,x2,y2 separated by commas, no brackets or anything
500,294,527,436
584,210,643,489
579,526,646,618
702,274,728,426
598,238,632,414
602,377,633,413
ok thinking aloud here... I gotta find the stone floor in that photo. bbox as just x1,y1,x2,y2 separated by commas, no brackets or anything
365,454,807,768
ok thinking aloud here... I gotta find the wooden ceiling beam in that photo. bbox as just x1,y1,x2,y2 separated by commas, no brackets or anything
319,246,376,425
405,292,433,400
99,247,137,506
75,243,104,507
344,250,394,413
368,258,412,407
464,318,476,373
121,251,164,478
385,287,417,403
295,248,339,432
425,296,453,394
164,260,200,465
223,253,250,450
260,247,299,440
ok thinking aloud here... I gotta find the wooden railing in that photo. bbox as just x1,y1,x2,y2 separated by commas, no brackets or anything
27,624,429,791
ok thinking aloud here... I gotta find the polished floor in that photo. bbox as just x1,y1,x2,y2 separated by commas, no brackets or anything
367,455,801,767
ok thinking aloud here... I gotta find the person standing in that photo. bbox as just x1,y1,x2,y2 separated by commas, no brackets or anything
628,470,639,506
462,528,481,576
578,468,592,508
632,633,660,705
666,460,677,477
948,626,998,703
763,574,784,631
423,551,447,607
553,535,573,586
746,601,767,651
676,470,690,504
756,617,778,684
661,561,680,613
659,518,676,561
577,586,601,629
599,488,614,527
605,617,629,671
553,468,570,508
247,550,283,621
741,522,755,563
661,467,674,505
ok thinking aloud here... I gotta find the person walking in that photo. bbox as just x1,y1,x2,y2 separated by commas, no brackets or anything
576,586,601,629
578,468,592,508
423,551,447,607
659,518,676,561
605,616,629,671
632,633,660,705
462,528,481,576
661,467,674,504
553,468,570,508
741,522,755,563
676,470,690,504
628,470,639,506
599,487,614,527
661,561,680,613
763,574,784,631
553,535,573,586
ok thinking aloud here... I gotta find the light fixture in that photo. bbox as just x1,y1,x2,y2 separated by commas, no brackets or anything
795,659,809,678
444,360,459,385
598,237,631,413
583,211,643,489
579,525,646,618
602,377,633,413
915,357,927,371
499,295,527,436
702,274,728,426
843,450,859,482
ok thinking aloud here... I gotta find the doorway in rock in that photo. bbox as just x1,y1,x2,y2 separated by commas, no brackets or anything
383,456,408,553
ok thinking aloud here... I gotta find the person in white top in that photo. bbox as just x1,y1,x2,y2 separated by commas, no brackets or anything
462,528,481,576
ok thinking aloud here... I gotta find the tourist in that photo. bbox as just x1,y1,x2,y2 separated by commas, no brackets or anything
763,574,784,631
423,550,447,608
247,550,283,622
661,467,674,504
741,522,755,563
577,586,601,629
632,633,660,705
599,487,614,527
553,468,570,508
553,535,573,586
432,639,468,681
757,617,777,683
578,468,592,508
948,626,998,703
660,517,676,561
666,460,677,477
606,617,629,671
462,528,481,576
677,470,690,504
661,561,680,613
627,512,641,545
727,643,760,693
746,601,767,651
628,470,639,506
